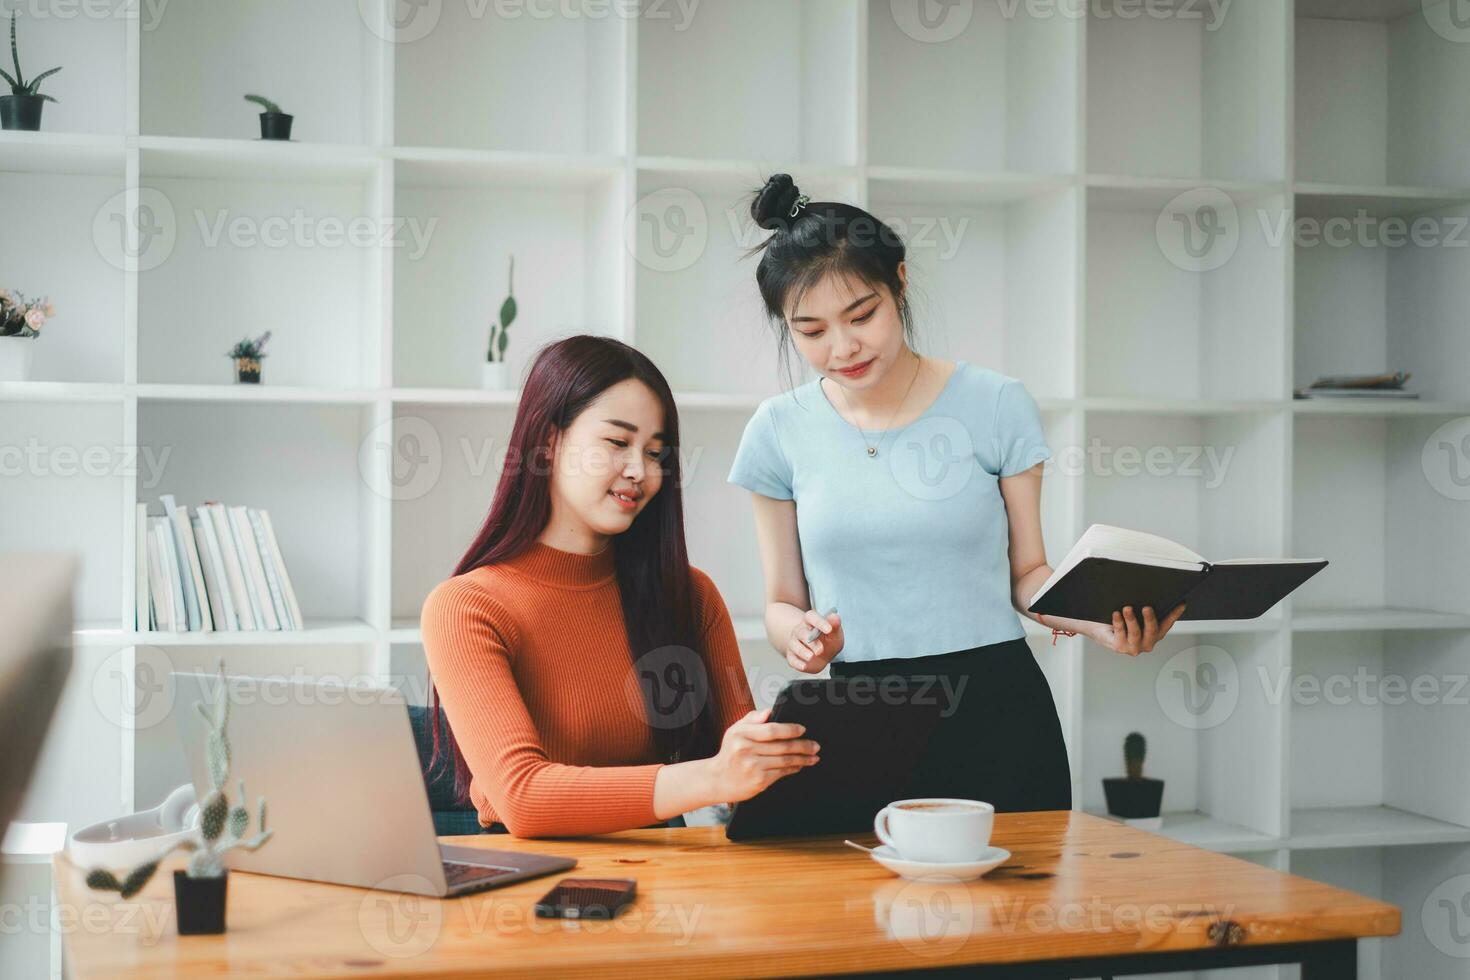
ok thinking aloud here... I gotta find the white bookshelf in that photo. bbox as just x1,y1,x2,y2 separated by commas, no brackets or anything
7,2,1470,977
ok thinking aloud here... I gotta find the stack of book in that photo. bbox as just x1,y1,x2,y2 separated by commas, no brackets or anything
135,495,303,632
1293,371,1418,400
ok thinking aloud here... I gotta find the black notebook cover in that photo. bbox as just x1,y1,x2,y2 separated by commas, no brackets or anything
1176,560,1328,620
1026,556,1328,623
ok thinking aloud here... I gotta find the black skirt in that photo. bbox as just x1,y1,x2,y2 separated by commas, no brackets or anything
829,635,1072,813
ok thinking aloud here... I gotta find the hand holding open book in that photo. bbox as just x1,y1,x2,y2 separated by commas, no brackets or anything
1027,524,1327,652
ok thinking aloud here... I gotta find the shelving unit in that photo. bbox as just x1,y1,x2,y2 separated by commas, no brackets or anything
7,2,1470,977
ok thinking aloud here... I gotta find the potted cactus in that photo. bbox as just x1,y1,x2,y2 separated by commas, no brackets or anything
225,330,271,384
244,93,292,141
481,254,516,389
85,659,272,935
1102,731,1164,829
0,12,62,132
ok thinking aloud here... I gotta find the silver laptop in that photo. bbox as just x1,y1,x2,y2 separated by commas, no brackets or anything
169,670,575,897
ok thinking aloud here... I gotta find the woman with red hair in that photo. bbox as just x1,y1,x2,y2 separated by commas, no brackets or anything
422,335,818,838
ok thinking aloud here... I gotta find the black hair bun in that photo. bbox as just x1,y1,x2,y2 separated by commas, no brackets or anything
752,173,803,231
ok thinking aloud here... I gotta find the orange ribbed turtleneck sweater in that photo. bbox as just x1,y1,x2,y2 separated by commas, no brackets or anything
419,541,755,838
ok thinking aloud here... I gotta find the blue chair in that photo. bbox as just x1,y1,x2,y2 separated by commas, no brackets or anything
406,703,492,836
404,703,685,835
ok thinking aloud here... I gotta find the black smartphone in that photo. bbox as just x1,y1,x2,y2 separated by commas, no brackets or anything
533,877,637,919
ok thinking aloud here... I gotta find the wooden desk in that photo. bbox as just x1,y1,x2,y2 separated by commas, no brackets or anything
53,811,1397,979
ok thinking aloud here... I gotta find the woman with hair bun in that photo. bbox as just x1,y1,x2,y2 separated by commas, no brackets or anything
727,175,1185,812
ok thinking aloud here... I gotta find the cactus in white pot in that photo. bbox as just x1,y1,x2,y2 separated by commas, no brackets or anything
85,659,271,933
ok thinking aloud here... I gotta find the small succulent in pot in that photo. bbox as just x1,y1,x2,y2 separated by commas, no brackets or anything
226,331,271,384
244,93,292,141
85,658,273,935
0,12,62,132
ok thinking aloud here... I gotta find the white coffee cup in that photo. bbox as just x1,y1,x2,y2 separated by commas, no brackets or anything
874,798,995,863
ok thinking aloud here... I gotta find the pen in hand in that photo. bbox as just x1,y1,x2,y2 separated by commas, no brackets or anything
806,606,838,644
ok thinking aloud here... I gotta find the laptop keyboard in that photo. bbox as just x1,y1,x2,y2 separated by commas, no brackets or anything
443,860,518,890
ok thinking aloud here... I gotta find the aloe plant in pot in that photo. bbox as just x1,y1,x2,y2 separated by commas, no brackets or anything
1102,731,1164,829
84,659,273,935
0,13,61,132
244,93,292,141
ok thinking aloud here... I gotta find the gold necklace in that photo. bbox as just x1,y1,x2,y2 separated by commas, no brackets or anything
832,352,922,458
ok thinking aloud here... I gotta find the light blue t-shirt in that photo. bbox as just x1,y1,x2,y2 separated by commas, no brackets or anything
726,360,1052,663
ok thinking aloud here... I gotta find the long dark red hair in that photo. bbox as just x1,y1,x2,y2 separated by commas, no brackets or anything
427,334,717,805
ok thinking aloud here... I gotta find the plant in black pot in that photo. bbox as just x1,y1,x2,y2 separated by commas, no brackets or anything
0,13,61,132
244,93,292,140
1102,731,1164,829
226,330,271,384
84,658,273,935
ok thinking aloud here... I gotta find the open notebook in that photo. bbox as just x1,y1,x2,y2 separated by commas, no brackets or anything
1026,524,1327,623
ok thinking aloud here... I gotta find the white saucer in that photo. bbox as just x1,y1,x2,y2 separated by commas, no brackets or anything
868,844,1011,882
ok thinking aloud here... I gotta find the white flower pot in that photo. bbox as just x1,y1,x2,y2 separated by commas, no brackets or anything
0,336,35,382
480,361,510,390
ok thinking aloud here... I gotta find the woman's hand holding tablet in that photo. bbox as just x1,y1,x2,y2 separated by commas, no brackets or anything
705,707,821,803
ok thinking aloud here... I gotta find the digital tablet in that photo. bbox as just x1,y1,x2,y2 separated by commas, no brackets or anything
724,676,944,842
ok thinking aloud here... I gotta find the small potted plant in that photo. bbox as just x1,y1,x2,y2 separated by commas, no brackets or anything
244,94,292,141
1102,731,1164,829
482,254,517,389
0,288,54,382
0,13,61,132
226,331,271,384
85,659,273,935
